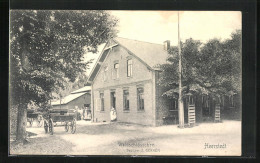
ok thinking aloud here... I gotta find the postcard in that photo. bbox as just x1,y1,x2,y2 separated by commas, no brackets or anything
9,10,242,156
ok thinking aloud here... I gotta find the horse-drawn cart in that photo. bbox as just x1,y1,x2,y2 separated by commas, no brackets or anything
44,108,77,135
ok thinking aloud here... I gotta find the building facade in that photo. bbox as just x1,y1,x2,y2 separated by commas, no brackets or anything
88,38,241,126
88,38,172,126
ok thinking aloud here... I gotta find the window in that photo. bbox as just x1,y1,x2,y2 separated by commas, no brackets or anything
169,98,178,111
188,95,195,105
229,95,234,107
219,96,225,109
113,63,119,79
137,87,144,110
100,93,104,111
202,95,209,108
103,66,108,81
202,95,210,116
123,90,129,111
127,59,133,77
111,91,116,109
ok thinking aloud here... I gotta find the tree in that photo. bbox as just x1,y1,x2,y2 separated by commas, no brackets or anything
10,10,118,142
159,30,241,100
51,72,90,101
195,30,241,96
158,38,203,98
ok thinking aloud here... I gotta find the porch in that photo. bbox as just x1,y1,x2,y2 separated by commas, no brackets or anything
162,94,241,126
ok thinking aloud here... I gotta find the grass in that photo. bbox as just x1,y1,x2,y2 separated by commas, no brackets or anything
10,135,75,155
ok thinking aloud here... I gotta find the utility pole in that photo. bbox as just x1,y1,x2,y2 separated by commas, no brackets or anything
178,11,185,128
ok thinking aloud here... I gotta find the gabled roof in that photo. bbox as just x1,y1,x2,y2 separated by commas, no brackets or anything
113,37,169,69
51,86,91,106
51,92,87,106
70,86,91,94
88,37,169,83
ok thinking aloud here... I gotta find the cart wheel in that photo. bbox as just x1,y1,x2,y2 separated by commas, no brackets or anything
49,119,54,135
65,122,69,132
44,120,48,133
70,118,76,134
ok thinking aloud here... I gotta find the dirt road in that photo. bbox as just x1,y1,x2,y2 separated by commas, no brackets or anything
10,120,241,156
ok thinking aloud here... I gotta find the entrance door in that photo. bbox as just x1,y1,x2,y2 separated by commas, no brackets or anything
83,104,91,120
202,95,212,121
111,92,116,110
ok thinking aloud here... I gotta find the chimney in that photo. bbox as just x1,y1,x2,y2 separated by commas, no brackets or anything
163,40,170,51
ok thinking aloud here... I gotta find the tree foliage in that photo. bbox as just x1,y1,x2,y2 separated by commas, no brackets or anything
52,72,90,100
10,10,118,141
10,10,118,107
159,30,241,99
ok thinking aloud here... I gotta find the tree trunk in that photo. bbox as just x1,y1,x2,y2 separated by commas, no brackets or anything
16,103,27,142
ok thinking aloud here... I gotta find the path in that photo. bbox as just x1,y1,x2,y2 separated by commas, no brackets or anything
10,120,241,156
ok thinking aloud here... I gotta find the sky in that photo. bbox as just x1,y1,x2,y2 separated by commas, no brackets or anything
85,11,241,74
110,11,241,45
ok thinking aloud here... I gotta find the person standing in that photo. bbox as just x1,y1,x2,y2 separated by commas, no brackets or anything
110,107,117,122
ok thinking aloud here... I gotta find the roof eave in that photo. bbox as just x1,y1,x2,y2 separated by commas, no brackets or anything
51,92,87,106
87,42,109,83
87,40,119,83
71,90,91,94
